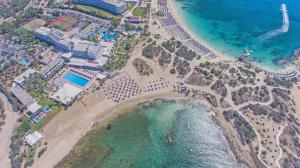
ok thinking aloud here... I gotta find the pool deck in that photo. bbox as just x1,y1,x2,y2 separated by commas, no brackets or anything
53,69,93,90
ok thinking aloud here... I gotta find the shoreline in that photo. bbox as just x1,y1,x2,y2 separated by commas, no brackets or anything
55,96,249,168
166,0,298,73
166,0,225,61
30,87,252,168
31,92,192,168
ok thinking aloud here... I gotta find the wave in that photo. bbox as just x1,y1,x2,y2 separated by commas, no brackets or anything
258,4,289,40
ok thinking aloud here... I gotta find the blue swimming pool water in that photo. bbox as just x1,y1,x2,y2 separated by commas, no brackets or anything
33,116,40,123
64,72,89,87
173,0,300,69
100,31,119,41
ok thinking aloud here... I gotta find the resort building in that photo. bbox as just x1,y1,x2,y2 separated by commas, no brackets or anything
71,40,100,60
35,27,72,52
79,23,100,39
73,0,127,14
62,40,112,70
40,58,65,78
24,131,43,147
67,57,108,71
11,84,42,115
126,16,142,24
14,68,37,86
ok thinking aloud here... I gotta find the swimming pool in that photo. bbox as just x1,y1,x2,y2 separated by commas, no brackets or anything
64,72,89,87
100,31,119,41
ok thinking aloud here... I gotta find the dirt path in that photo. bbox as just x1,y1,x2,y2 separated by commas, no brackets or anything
275,126,284,168
0,93,20,168
224,85,270,168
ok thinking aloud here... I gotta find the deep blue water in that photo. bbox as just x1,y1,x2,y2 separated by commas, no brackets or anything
64,72,89,87
173,0,300,69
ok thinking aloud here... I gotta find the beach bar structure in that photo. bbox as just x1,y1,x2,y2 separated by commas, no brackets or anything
73,0,127,14
51,83,82,105
126,16,142,24
25,131,43,147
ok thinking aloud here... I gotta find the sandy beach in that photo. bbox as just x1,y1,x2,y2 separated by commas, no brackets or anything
31,90,195,168
27,1,300,167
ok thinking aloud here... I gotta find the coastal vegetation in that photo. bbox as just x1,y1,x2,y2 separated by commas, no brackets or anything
142,42,162,59
185,67,214,86
158,50,172,67
173,57,191,78
0,99,5,130
264,76,297,88
162,39,176,52
10,117,32,168
223,110,256,144
231,86,270,105
175,45,197,61
211,80,227,97
132,58,153,76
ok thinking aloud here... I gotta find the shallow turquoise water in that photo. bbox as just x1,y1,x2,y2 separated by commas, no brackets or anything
173,0,300,69
60,100,241,168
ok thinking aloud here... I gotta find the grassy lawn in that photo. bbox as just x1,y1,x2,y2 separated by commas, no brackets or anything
132,7,147,17
31,104,62,131
39,97,57,107
75,4,120,20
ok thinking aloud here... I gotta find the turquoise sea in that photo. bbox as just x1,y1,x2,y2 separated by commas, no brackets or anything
57,100,242,168
173,0,300,69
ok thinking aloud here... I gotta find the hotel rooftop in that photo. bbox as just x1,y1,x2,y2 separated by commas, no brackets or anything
11,84,42,114
35,27,64,41
14,68,36,85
